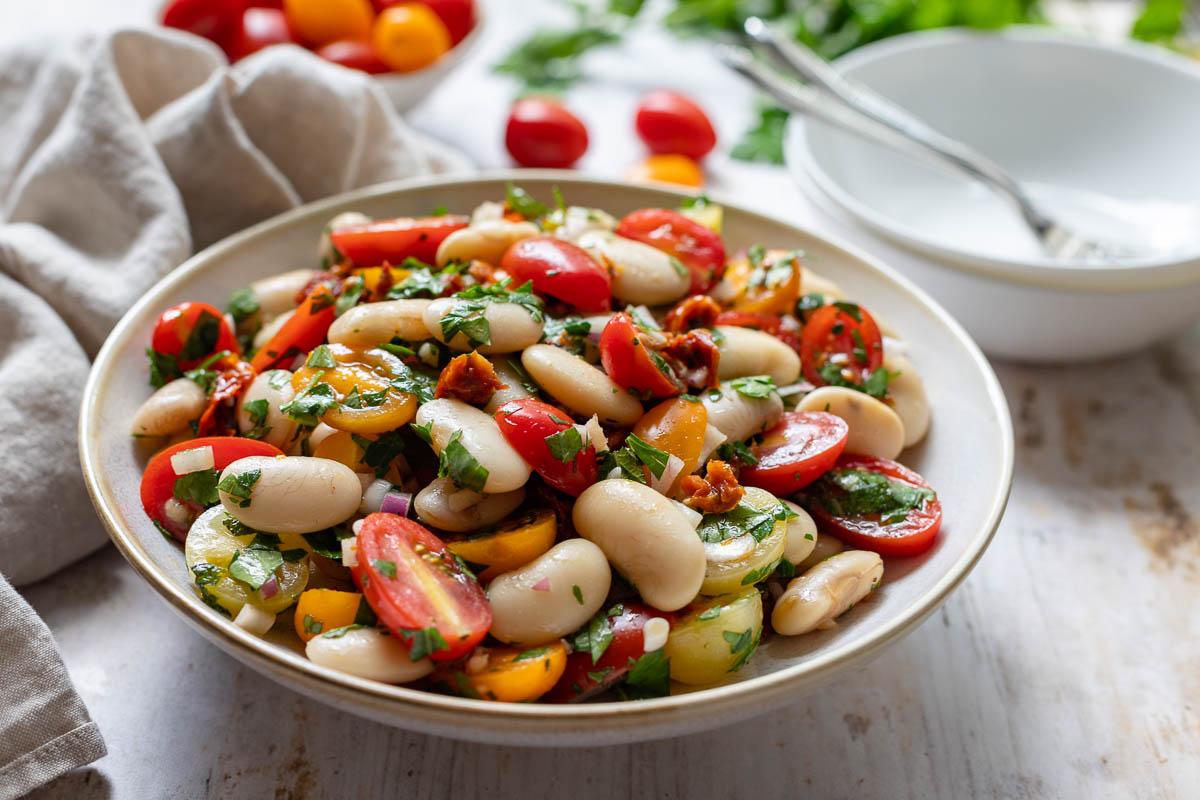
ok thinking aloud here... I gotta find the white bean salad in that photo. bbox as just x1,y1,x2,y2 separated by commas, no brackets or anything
133,185,941,702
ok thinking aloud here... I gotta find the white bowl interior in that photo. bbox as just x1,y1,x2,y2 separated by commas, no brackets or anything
81,173,1012,745
801,29,1200,271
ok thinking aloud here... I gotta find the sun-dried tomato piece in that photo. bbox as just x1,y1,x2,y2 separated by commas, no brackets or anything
682,460,745,514
662,295,721,333
435,352,508,405
659,329,720,391
196,360,257,436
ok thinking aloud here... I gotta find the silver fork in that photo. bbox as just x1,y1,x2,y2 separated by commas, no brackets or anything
718,17,1133,263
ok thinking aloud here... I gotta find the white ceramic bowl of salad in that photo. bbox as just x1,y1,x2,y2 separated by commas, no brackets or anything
789,27,1200,362
80,172,1012,745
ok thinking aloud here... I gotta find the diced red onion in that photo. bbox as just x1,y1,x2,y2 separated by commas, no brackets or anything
259,576,279,599
532,577,551,592
380,489,412,517
360,479,411,516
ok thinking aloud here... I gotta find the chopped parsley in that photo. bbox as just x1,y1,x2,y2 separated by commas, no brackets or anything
696,500,793,544
505,357,539,393
301,524,354,559
386,260,462,300
620,649,670,700
723,628,760,672
322,624,368,639
351,431,406,478
179,311,222,363
546,426,584,463
371,559,397,578
716,440,758,466
354,596,378,627
438,430,489,492
833,301,863,322
697,606,722,621
541,315,592,356
796,293,826,316
335,279,366,317
228,546,283,591
513,646,550,662
242,398,271,440
343,385,388,410
173,468,219,506
400,627,449,661
505,182,548,219
302,614,323,635
390,363,438,404
739,557,782,586
624,434,669,479
227,287,260,326
572,584,584,605
729,375,776,399
306,345,338,368
281,377,338,426
777,558,797,580
439,279,544,348
809,468,935,525
216,468,260,508
570,607,617,664
146,348,182,389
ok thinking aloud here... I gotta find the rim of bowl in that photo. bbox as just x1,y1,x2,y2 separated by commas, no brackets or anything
789,26,1200,293
371,1,486,86
79,170,1014,736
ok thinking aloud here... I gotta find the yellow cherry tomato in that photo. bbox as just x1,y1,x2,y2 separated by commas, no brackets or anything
372,4,451,73
351,266,411,296
445,509,556,583
665,588,763,685
433,642,568,702
312,430,406,484
284,0,374,47
293,589,368,642
291,344,417,434
631,397,708,494
626,154,704,188
722,248,802,315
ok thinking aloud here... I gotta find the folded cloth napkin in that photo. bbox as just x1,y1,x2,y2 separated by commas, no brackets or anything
0,27,468,798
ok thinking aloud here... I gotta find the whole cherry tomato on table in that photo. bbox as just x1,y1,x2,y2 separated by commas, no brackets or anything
316,39,391,74
373,3,451,72
151,302,240,370
329,215,468,267
505,98,588,168
740,411,849,495
800,302,884,388
615,208,726,294
499,237,610,313
625,154,703,188
224,7,296,62
494,397,599,497
635,90,717,161
283,0,374,47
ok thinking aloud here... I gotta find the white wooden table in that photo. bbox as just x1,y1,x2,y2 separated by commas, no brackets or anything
12,1,1200,797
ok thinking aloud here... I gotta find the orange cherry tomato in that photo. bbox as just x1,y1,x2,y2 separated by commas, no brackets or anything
283,0,374,47
722,248,802,315
630,396,708,494
444,509,557,584
291,344,418,434
293,589,367,642
372,4,450,73
625,154,704,188
433,642,568,702
312,430,406,483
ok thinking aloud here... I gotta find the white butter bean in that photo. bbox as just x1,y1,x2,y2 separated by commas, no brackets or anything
520,344,642,425
796,386,905,459
253,309,293,350
781,500,818,567
797,533,844,572
771,550,883,635
884,353,930,448
487,539,611,645
801,267,845,301
328,299,433,350
219,455,362,534
319,212,371,266
305,626,433,684
130,379,207,437
414,477,525,533
236,370,299,451
423,298,544,354
483,355,537,414
701,382,784,444
249,269,321,321
414,399,531,493
576,231,689,306
554,206,617,241
715,326,802,386
573,479,706,611
435,219,539,266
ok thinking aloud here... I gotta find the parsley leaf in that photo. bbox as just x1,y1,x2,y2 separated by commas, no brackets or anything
173,468,220,506
572,584,585,605
281,378,338,426
730,375,777,399
697,606,722,621
353,430,407,478
400,627,449,661
809,468,935,525
571,608,616,664
621,649,670,699
438,430,489,492
546,426,584,463
146,348,182,389
387,260,463,300
390,363,438,404
696,500,790,544
216,468,260,508
716,440,758,466
335,279,365,317
505,183,548,219
439,279,544,348
306,345,338,368
302,614,323,635
514,647,550,662
624,434,669,479
242,398,272,440
730,104,789,165
371,558,397,578
322,624,367,639
228,546,283,591
723,628,760,672
301,525,355,559
180,311,222,362
505,357,539,394
227,287,260,326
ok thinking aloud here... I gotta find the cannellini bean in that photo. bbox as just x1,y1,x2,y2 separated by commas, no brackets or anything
884,352,930,448
781,500,818,567
700,382,784,443
130,379,207,437
487,539,611,645
254,309,294,350
483,355,536,414
414,477,526,533
249,269,321,321
520,344,642,425
573,479,706,611
771,550,883,635
715,326,801,386
328,299,433,350
576,231,690,306
554,206,617,240
796,386,905,459
318,211,371,266
801,267,845,301
423,298,544,354
219,456,362,534
414,399,532,493
305,626,433,684
435,219,539,266
797,533,844,572
236,369,299,451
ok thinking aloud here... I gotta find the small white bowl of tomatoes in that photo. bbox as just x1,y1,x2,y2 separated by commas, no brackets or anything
160,0,481,112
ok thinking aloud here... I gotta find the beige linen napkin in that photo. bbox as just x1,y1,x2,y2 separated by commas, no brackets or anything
0,27,468,798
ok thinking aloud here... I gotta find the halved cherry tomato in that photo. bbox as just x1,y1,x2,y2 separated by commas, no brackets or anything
316,38,391,73
802,454,942,558
630,397,708,494
800,302,884,388
329,215,468,268
140,437,283,540
250,284,337,371
740,411,848,495
505,98,588,169
634,90,717,161
161,0,243,41
224,7,296,61
293,589,366,642
151,302,240,370
615,208,726,294
372,3,450,73
546,604,673,702
433,642,567,702
291,344,417,434
499,237,610,313
445,509,556,583
599,312,682,399
283,0,374,47
722,248,801,315
493,398,598,497
351,513,491,661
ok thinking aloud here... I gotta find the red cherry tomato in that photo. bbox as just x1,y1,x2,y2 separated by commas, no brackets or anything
376,0,473,45
140,437,283,541
151,302,240,370
740,411,849,495
224,7,296,61
351,514,491,661
802,454,942,558
615,208,726,294
505,98,588,169
800,303,884,388
329,215,468,267
634,90,717,161
547,604,673,702
499,237,610,313
250,284,337,371
316,38,391,73
161,0,244,41
599,312,683,400
493,397,598,497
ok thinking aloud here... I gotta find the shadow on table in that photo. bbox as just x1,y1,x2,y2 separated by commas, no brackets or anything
24,768,111,800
